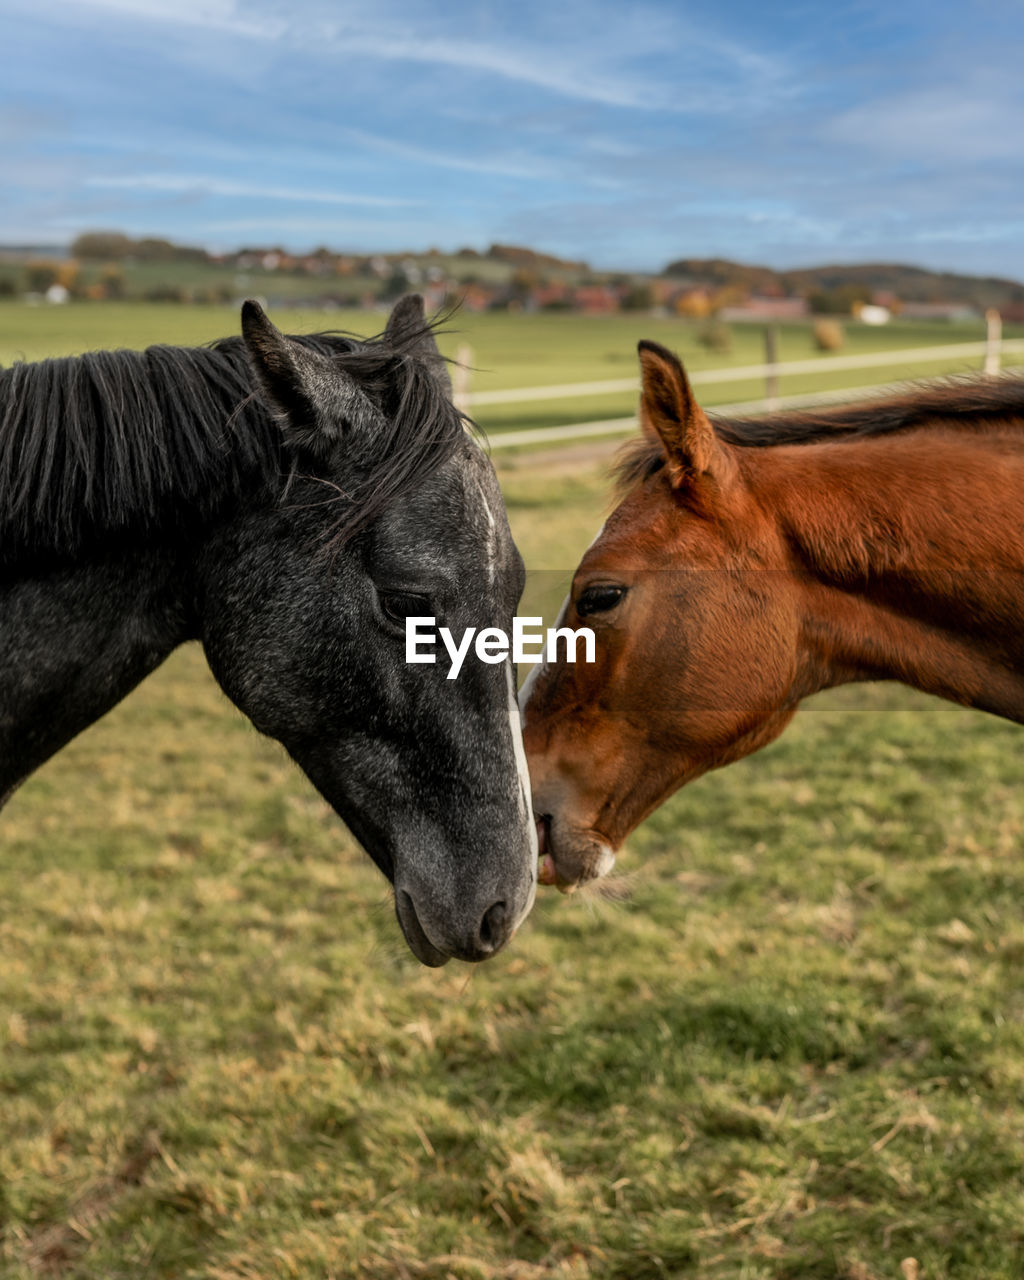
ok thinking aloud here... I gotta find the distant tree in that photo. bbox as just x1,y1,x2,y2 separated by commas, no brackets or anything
56,260,80,291
72,231,135,260
487,243,586,271
708,285,746,313
507,268,538,306
100,264,125,299
676,289,712,319
135,237,179,261
74,231,209,264
808,285,871,315
621,282,655,311
380,267,410,300
696,320,732,353
143,284,186,303
24,260,59,292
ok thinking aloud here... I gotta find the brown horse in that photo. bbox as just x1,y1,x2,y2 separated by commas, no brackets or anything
521,341,1024,890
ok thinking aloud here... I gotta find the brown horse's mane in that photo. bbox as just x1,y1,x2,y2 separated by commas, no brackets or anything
614,373,1024,494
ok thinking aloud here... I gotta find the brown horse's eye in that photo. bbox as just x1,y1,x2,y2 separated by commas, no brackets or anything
379,592,431,626
576,585,626,617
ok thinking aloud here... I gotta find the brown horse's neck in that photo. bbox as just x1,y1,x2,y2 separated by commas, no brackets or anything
751,423,1024,722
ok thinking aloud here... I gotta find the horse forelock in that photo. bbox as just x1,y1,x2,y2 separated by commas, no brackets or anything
316,339,472,549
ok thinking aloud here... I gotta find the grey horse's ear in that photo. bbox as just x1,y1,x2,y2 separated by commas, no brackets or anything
242,300,317,430
385,293,452,395
241,299,365,460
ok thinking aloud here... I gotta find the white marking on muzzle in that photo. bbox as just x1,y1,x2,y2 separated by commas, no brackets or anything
593,842,616,878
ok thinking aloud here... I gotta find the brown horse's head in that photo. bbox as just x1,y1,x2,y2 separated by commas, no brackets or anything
522,340,803,890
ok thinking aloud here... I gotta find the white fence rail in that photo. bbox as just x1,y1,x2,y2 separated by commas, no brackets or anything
487,362,1024,451
467,337,1024,409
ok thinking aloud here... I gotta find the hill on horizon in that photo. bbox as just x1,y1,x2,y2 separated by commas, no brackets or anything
662,256,1024,308
4,231,1024,314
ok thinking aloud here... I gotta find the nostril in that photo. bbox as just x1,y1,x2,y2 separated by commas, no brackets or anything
478,899,508,953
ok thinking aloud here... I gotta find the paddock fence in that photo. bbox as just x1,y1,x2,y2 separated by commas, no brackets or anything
467,326,1024,450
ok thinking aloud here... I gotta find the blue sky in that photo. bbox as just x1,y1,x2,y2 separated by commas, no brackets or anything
4,0,1024,276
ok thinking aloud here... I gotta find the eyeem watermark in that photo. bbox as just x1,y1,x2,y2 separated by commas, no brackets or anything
406,616,596,680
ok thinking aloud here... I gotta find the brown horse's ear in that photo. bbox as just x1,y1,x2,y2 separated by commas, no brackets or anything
637,340,729,488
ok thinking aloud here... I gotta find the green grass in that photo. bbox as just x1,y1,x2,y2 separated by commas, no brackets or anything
2,301,1019,438
2,311,1024,1277
0,302,385,366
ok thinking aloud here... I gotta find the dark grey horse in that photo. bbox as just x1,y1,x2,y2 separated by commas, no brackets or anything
0,297,536,966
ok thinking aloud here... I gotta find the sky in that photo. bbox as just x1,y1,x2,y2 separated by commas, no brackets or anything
4,0,1024,277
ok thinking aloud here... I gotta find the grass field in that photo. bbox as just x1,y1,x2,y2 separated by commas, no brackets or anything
2,301,1020,440
2,306,1023,1278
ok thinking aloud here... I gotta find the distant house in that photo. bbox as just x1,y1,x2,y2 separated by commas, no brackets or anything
573,285,620,315
672,287,713,318
650,280,684,307
532,282,571,309
421,284,448,313
457,283,497,312
900,302,980,322
857,304,891,326
718,296,808,321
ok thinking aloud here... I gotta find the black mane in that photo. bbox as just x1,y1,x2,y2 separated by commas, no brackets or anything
0,324,466,559
614,373,1024,492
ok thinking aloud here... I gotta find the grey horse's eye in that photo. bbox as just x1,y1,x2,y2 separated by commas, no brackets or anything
379,591,431,627
576,584,626,617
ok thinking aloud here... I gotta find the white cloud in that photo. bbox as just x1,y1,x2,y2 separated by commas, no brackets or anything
828,81,1024,163
338,128,558,182
10,0,788,114
195,214,481,248
908,219,1024,245
87,174,419,206
35,0,285,39
330,30,667,110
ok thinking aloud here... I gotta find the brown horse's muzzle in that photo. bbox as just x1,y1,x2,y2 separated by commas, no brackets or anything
531,784,616,893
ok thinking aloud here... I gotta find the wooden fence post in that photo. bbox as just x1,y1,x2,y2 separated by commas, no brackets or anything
764,326,779,409
453,343,472,414
984,309,1002,376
